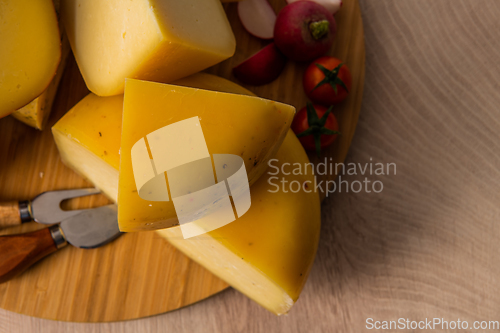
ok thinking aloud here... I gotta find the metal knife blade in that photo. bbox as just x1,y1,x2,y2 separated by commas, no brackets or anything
0,204,122,284
59,204,121,249
31,188,102,224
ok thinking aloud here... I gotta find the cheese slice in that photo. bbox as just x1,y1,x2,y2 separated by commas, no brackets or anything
0,0,61,118
61,0,236,97
118,79,295,231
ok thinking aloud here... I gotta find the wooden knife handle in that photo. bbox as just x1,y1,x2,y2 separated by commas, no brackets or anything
0,228,58,284
0,201,22,229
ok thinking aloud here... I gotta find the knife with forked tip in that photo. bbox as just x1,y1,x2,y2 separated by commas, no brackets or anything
0,188,101,229
0,204,121,284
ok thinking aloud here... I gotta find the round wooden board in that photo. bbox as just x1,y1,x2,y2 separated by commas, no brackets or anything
0,0,364,322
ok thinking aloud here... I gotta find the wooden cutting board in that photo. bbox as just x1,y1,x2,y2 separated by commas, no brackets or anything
0,0,365,322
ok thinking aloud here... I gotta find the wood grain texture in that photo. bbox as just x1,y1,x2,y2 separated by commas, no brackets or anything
0,228,57,284
2,0,499,331
0,202,21,229
0,0,364,323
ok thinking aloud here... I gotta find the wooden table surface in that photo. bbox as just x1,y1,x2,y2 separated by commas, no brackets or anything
1,0,500,332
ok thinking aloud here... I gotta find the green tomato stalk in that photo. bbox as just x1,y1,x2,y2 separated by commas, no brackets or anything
296,103,341,157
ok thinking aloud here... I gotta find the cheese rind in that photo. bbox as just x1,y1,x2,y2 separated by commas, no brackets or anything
0,0,61,118
119,79,295,232
61,0,236,96
157,131,321,315
11,31,70,130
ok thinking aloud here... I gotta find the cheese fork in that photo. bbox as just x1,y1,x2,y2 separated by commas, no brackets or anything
0,188,101,229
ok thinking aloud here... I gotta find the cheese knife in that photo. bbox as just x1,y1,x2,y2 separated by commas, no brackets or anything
0,204,121,284
0,188,101,229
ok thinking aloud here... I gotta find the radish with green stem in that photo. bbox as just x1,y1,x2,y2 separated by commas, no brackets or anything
274,1,336,62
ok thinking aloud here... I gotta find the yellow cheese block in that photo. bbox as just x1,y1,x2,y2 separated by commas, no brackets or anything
157,131,321,315
118,79,295,231
52,94,124,201
0,0,61,118
11,31,70,130
52,73,257,202
52,75,320,314
61,0,236,96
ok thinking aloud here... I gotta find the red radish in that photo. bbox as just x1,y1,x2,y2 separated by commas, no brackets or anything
233,43,287,86
274,1,336,62
286,0,343,14
238,0,277,40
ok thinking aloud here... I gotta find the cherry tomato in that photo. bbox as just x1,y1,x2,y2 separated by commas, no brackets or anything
303,56,352,105
292,103,340,157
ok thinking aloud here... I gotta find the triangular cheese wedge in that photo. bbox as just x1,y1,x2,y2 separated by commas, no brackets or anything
52,73,258,203
119,79,295,232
